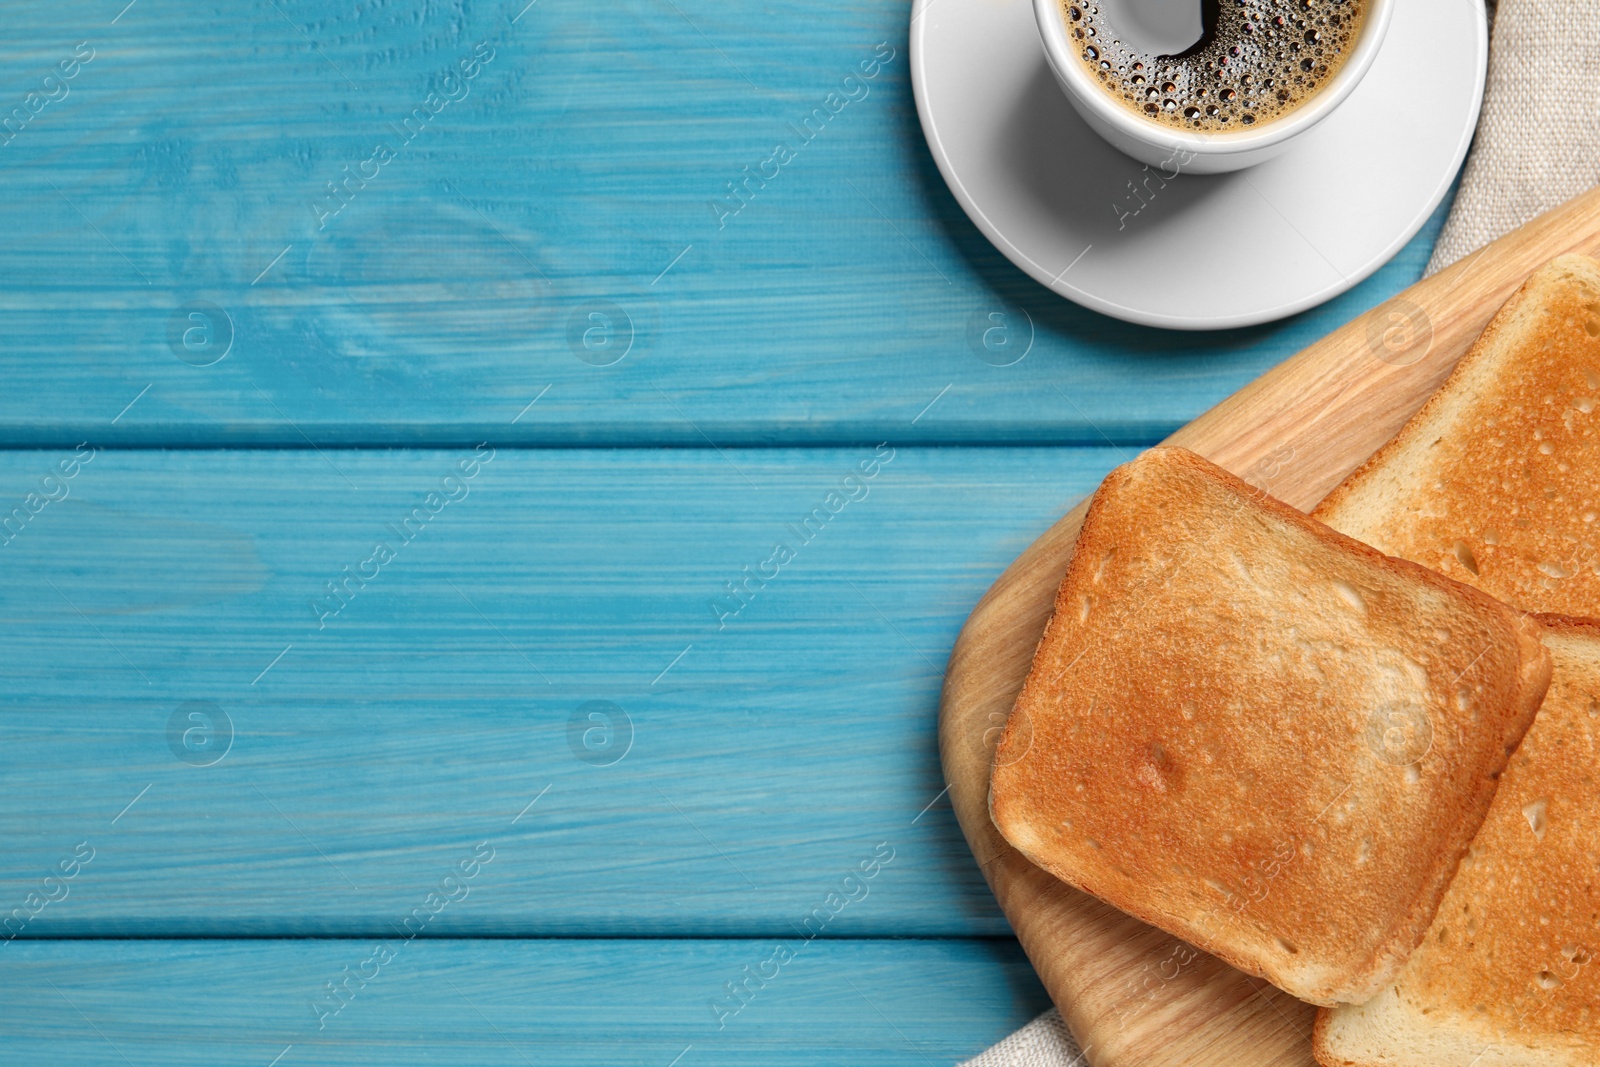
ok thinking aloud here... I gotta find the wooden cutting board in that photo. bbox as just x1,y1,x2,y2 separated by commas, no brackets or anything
939,185,1600,1067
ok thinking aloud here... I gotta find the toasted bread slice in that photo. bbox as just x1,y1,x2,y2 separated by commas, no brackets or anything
1316,617,1600,1067
989,447,1551,1006
1314,255,1600,616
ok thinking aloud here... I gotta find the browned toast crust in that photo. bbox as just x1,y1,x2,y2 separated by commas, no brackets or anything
1315,617,1600,1066
1315,255,1600,617
991,447,1551,1006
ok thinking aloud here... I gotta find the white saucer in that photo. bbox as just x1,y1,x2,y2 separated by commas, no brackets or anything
910,0,1487,329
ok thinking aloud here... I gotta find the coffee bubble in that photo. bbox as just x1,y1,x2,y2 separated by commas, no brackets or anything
1062,0,1367,133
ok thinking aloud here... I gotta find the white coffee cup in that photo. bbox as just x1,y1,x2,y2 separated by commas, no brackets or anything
1033,0,1394,174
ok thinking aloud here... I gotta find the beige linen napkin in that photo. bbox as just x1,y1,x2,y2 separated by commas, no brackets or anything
1429,0,1600,272
959,1007,1082,1066
961,0,1594,1061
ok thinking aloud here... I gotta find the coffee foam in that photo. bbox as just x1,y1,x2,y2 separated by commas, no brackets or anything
1064,0,1368,133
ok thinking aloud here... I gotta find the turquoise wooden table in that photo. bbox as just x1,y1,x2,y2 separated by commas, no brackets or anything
1,0,1455,1062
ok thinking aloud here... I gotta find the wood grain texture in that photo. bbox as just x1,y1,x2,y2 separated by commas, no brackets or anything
0,446,1125,937
0,0,1479,1054
0,0,1447,447
940,185,1600,1066
0,937,1049,1064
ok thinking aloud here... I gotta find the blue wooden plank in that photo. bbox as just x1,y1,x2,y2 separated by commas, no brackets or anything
0,0,1448,447
0,445,1121,936
0,937,1050,1064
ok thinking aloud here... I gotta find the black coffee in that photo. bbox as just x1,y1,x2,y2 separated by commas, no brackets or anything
1063,0,1368,132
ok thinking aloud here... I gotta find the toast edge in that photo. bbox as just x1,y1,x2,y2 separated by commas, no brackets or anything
1312,255,1600,537
1313,616,1600,1067
989,447,1553,1006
